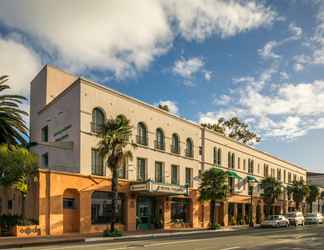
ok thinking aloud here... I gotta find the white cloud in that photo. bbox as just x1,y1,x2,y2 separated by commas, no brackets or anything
173,57,204,79
288,23,303,38
155,100,179,114
0,0,276,79
258,41,281,59
0,35,41,97
280,72,289,80
203,70,212,81
167,0,275,41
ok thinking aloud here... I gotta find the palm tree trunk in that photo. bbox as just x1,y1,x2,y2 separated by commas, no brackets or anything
21,192,25,219
110,165,118,233
210,200,216,227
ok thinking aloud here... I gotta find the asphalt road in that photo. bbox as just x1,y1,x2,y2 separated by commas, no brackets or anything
10,224,324,250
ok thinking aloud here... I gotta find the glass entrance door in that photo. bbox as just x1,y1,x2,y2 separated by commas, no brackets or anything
137,197,154,230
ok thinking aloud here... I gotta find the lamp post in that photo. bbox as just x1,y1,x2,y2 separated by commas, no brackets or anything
248,179,257,228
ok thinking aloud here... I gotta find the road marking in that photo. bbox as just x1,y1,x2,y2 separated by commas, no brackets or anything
219,247,241,250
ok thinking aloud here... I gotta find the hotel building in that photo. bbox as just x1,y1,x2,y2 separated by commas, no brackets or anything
0,65,307,235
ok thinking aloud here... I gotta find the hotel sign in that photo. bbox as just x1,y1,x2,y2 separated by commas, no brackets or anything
130,180,188,195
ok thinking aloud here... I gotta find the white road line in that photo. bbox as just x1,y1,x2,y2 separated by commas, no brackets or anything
219,247,241,250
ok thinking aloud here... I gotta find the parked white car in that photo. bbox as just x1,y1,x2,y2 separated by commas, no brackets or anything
261,215,289,228
305,213,324,224
286,212,304,226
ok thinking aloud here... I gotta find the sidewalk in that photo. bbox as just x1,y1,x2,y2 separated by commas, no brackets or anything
0,226,251,249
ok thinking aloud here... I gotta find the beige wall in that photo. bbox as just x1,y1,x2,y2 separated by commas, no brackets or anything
79,79,202,188
30,65,307,192
30,66,81,172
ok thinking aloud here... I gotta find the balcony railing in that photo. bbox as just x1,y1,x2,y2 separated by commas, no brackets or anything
91,122,102,133
154,140,165,151
136,135,148,146
171,144,180,154
185,148,194,158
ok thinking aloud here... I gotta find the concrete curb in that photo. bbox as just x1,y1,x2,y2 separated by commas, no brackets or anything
0,238,85,249
85,228,237,244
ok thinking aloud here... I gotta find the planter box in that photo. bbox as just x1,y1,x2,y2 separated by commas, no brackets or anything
10,225,40,237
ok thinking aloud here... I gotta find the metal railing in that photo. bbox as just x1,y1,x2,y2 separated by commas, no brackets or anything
136,135,148,146
171,144,180,154
154,140,165,150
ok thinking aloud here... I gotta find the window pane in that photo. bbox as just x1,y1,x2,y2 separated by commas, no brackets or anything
171,165,179,185
155,161,164,183
91,149,104,176
137,158,146,181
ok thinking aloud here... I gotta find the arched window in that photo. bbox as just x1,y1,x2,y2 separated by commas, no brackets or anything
155,128,165,150
171,133,180,154
91,108,105,133
186,138,193,158
213,147,218,165
137,122,148,145
231,153,235,169
217,148,222,165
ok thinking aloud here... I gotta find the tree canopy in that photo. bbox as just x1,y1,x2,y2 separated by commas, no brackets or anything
260,177,282,216
287,180,309,210
202,117,261,145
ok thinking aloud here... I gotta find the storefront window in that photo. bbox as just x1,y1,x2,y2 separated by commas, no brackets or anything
91,191,124,224
171,198,190,223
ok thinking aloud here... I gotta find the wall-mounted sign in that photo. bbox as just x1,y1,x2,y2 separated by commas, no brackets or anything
130,180,188,195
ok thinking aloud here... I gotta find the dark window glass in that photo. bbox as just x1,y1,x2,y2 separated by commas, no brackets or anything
185,168,193,187
63,198,75,209
137,158,146,181
155,128,165,150
91,191,124,224
171,134,180,154
171,198,190,223
185,138,193,157
91,149,104,176
213,147,217,165
42,126,49,142
217,148,222,165
137,123,148,145
171,165,179,185
42,153,49,168
155,161,164,183
91,108,105,133
7,200,12,210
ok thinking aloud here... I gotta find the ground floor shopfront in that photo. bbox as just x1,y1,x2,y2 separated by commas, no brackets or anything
1,170,298,236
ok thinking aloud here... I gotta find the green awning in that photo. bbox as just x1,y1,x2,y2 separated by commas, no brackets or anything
247,175,258,182
227,170,242,180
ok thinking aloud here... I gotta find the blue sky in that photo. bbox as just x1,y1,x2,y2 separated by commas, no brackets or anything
1,0,324,172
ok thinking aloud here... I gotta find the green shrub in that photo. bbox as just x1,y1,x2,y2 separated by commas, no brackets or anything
0,215,37,227
210,223,221,230
103,228,123,237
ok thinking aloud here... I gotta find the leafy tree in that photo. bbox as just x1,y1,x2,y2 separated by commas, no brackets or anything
199,168,228,228
287,180,309,211
0,144,38,218
0,75,28,146
158,104,170,112
306,184,319,212
260,177,283,216
97,115,134,233
202,117,261,145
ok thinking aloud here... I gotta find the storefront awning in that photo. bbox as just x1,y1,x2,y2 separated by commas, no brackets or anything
247,175,258,182
130,180,189,196
227,170,242,180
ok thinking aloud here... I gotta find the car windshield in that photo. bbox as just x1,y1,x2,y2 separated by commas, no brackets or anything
306,213,317,217
268,215,280,220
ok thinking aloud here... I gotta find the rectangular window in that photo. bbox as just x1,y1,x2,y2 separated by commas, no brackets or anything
257,164,260,174
185,168,193,187
91,192,124,224
42,153,49,168
63,198,75,209
155,161,164,183
293,174,297,181
243,159,246,171
277,169,281,181
238,157,241,169
171,198,190,223
91,149,104,176
7,200,12,210
118,159,128,179
41,125,49,142
264,164,269,177
171,165,179,185
288,172,292,183
248,159,254,174
284,170,286,183
137,158,146,181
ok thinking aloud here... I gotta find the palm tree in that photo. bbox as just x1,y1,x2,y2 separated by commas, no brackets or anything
199,168,228,228
0,75,28,146
306,185,319,213
287,180,309,211
97,115,133,233
260,177,282,216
